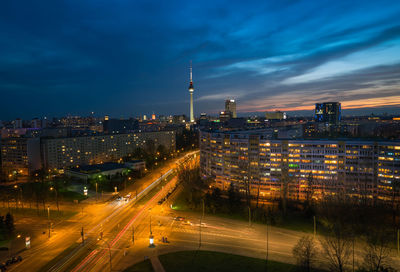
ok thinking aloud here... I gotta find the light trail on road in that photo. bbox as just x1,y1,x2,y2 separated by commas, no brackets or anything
70,153,198,272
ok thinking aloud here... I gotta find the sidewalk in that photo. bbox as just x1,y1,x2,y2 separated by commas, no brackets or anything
150,256,166,272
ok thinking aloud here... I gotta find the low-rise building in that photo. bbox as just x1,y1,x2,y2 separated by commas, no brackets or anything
125,160,146,171
65,162,129,181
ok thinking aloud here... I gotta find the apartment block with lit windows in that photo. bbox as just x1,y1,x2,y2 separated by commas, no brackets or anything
1,130,175,176
41,131,176,170
200,129,400,202
1,137,41,176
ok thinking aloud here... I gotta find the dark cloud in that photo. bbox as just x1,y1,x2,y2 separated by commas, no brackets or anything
0,0,399,119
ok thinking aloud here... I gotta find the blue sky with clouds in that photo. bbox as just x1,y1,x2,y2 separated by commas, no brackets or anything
0,0,400,119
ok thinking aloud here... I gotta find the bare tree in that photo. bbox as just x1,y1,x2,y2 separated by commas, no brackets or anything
320,228,352,272
362,231,393,272
292,235,317,272
391,179,400,227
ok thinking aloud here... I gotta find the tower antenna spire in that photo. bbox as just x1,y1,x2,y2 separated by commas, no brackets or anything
190,60,193,83
188,60,194,123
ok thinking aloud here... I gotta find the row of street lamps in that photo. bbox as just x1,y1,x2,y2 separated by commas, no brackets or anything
11,184,59,213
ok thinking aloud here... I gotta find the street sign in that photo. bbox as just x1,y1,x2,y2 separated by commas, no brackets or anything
25,237,30,249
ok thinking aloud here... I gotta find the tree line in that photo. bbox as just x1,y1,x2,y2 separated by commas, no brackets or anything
177,166,400,271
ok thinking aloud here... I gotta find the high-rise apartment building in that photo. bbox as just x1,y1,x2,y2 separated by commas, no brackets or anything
315,102,341,125
1,137,41,176
225,99,237,118
200,129,400,202
1,131,175,175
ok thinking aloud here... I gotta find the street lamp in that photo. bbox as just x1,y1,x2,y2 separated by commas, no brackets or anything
95,182,98,202
50,187,59,213
149,208,155,248
14,185,23,209
47,205,51,238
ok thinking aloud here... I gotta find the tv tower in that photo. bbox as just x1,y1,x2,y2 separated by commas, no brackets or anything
188,61,194,123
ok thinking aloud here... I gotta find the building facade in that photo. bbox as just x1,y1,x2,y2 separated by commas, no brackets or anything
1,137,41,176
315,102,341,125
41,131,175,170
225,99,237,118
200,129,400,201
265,111,286,120
1,130,175,175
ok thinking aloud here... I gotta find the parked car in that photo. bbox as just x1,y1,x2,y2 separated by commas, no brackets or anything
5,256,22,266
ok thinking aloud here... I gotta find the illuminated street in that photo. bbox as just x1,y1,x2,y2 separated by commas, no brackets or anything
4,152,197,272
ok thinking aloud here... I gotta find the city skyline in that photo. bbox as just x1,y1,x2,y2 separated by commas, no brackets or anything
1,0,400,119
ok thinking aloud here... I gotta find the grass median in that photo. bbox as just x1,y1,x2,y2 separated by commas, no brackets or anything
124,250,302,272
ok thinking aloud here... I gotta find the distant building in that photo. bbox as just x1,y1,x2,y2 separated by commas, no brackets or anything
315,102,341,125
199,113,208,120
219,111,232,122
103,118,139,134
225,99,237,118
265,111,286,120
125,160,146,171
172,115,187,124
31,118,41,129
13,119,22,129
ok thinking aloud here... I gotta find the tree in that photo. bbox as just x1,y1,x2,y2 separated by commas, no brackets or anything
228,183,240,213
362,231,393,272
0,216,6,240
318,197,352,272
145,139,156,155
320,227,351,272
5,213,14,236
390,179,400,227
292,236,317,272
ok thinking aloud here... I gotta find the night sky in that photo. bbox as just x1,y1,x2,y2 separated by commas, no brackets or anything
1,0,400,119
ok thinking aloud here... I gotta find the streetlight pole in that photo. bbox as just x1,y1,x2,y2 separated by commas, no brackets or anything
266,221,269,272
397,229,399,257
199,198,204,248
95,182,98,203
248,206,251,227
149,208,155,247
47,205,51,238
50,187,59,213
313,216,316,238
14,185,23,209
